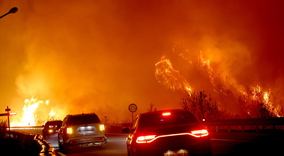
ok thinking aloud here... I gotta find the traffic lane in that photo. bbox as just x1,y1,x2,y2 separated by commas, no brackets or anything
45,133,59,149
21,129,284,156
53,133,128,156
210,132,284,155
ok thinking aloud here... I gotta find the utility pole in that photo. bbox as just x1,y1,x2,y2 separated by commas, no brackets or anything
5,106,11,139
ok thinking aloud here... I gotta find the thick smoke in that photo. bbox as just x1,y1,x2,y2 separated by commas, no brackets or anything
1,0,284,122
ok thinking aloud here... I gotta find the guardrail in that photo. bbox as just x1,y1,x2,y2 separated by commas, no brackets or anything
0,129,56,156
9,126,44,129
202,117,284,133
106,118,284,134
106,123,132,133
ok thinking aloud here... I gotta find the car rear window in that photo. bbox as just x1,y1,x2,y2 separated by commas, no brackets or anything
140,111,198,128
67,114,101,125
45,121,62,128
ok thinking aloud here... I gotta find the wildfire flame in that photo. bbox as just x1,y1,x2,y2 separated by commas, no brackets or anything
11,97,60,126
155,56,192,94
197,52,281,117
49,108,55,120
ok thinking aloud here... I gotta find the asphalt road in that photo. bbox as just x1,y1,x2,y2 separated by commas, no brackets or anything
212,132,284,155
45,133,128,156
44,132,284,156
6,130,284,156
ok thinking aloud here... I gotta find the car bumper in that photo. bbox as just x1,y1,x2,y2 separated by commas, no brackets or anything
133,136,211,156
66,136,107,148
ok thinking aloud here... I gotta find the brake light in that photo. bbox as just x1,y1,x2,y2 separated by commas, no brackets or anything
136,135,156,143
66,128,73,134
190,129,208,137
100,124,105,131
162,112,171,116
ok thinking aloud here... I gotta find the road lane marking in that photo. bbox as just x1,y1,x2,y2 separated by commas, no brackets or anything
57,151,66,156
211,138,250,142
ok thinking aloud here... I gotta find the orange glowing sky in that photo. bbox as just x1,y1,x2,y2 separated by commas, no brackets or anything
1,0,284,122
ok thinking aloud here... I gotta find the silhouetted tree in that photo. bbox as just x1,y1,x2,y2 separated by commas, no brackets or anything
147,103,157,112
180,91,224,121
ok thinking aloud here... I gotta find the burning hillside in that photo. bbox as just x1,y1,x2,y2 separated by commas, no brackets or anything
155,44,283,118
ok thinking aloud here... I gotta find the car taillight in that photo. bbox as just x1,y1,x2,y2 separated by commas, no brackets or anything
100,124,105,131
162,112,171,116
66,128,73,134
190,129,209,137
136,135,156,143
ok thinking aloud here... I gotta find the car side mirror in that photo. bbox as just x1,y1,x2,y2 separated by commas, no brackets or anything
122,127,130,133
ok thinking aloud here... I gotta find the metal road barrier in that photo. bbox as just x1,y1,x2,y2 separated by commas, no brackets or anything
0,129,56,156
106,118,284,134
202,117,284,133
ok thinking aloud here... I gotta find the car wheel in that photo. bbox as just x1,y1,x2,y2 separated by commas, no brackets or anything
127,148,131,156
58,141,64,151
128,147,135,156
64,144,72,153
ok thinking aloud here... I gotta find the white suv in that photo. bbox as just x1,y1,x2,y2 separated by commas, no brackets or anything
58,113,107,152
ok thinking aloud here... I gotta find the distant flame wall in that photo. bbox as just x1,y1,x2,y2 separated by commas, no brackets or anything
1,0,283,122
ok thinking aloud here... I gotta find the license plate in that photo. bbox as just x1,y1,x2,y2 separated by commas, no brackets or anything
80,143,94,147
164,149,188,156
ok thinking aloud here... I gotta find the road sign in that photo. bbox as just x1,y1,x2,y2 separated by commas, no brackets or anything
2,106,16,140
128,103,137,112
0,113,16,116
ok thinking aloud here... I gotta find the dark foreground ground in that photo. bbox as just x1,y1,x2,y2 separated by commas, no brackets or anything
0,138,37,156
1,132,284,156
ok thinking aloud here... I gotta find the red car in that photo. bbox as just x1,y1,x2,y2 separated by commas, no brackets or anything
126,109,212,156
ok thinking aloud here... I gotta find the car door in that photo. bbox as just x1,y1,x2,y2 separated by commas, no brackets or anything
58,117,67,145
126,116,139,155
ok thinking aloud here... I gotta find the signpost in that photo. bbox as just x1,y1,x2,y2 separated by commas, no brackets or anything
0,106,16,139
128,103,137,124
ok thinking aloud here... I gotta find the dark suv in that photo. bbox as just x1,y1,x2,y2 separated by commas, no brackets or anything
126,109,212,156
42,120,62,139
58,113,107,152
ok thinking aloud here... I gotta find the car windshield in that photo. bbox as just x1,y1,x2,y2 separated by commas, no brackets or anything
140,111,198,128
67,114,101,125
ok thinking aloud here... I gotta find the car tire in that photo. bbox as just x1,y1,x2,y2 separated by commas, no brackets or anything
64,144,72,153
58,141,64,151
128,147,135,156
